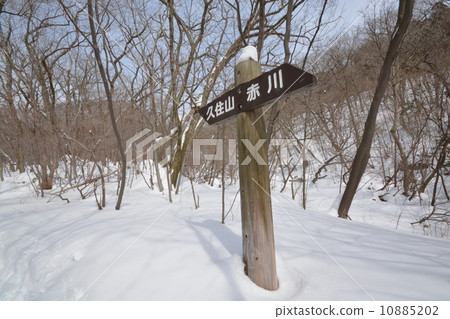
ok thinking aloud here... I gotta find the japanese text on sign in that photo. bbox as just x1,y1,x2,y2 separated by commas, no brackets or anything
206,95,235,121
198,63,316,125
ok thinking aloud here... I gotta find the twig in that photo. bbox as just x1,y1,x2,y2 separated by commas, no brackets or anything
50,168,119,194
224,188,240,221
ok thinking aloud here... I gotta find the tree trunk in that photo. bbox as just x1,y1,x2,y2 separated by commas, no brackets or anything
0,156,3,182
41,164,56,190
338,0,415,219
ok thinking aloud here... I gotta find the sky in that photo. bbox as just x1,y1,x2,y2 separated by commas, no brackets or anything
336,0,395,31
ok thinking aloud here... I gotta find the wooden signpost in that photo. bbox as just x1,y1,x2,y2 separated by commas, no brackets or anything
199,58,316,291
199,63,316,125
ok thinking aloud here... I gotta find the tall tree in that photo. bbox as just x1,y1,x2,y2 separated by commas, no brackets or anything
338,0,415,219
87,0,126,210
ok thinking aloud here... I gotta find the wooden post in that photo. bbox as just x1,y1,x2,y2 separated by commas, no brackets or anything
235,59,278,291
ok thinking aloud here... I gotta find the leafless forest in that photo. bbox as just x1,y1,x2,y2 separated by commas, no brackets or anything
0,1,448,228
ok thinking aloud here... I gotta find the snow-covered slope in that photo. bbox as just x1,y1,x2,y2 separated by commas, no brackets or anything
0,173,449,300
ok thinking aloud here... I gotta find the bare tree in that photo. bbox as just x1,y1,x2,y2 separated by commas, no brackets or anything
0,0,25,173
266,0,329,142
0,0,80,191
338,0,414,219
87,0,126,210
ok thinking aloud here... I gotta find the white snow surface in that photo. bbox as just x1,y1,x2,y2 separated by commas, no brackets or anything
237,46,258,64
0,171,449,301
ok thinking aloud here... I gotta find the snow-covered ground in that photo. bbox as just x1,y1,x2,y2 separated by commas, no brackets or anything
0,170,449,301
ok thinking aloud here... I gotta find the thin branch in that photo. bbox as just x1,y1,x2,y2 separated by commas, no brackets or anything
302,0,328,69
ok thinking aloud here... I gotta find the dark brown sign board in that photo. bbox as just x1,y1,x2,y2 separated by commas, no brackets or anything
199,63,316,125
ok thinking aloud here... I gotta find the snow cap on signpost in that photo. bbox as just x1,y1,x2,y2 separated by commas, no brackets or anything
237,45,258,63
